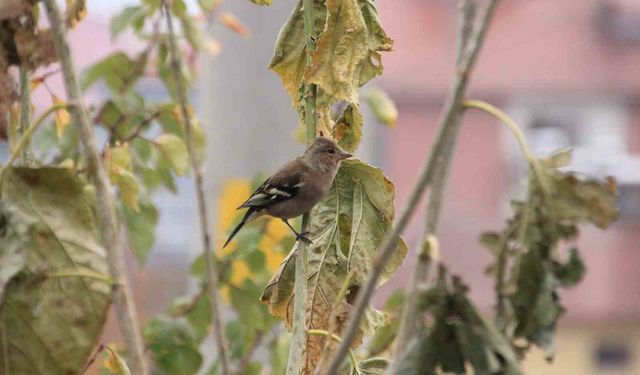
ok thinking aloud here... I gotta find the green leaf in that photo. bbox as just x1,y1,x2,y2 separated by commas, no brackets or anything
333,103,363,153
0,168,111,375
198,0,218,12
123,200,159,264
180,14,207,51
365,88,398,127
261,159,406,371
109,5,148,38
144,316,203,375
397,271,522,375
250,0,272,4
552,248,585,287
0,202,32,300
155,133,189,176
82,52,135,91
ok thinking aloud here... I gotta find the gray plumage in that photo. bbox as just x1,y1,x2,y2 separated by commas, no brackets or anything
223,137,351,248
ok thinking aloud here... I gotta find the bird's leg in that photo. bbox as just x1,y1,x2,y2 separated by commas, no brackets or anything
282,219,312,244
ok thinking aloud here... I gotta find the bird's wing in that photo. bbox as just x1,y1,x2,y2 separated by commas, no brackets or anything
238,159,306,209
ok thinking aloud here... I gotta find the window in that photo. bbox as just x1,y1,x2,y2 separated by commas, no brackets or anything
597,0,640,42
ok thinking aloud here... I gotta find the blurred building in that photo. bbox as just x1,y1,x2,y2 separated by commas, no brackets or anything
377,1,640,374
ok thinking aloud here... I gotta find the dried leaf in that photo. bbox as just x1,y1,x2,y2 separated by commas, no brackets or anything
0,0,31,21
15,28,58,69
269,0,326,105
51,94,71,138
304,0,369,105
219,12,250,37
65,0,87,29
332,103,363,153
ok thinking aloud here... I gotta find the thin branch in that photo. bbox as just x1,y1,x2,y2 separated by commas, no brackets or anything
314,271,355,375
120,110,161,143
307,330,358,372
286,0,319,373
162,3,230,375
18,69,34,166
79,344,106,374
42,2,149,374
389,0,476,365
461,99,551,328
324,1,502,373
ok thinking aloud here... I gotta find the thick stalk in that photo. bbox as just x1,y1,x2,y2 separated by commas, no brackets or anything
42,1,149,374
162,4,230,375
324,1,502,373
286,0,318,373
389,0,476,366
18,69,34,166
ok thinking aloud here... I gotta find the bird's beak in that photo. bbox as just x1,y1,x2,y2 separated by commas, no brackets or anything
340,150,352,160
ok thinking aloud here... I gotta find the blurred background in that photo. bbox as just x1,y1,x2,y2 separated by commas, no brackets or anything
9,0,640,374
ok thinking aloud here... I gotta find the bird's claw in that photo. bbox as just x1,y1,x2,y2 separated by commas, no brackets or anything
296,232,312,244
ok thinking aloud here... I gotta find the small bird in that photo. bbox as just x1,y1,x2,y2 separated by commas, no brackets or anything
223,137,352,248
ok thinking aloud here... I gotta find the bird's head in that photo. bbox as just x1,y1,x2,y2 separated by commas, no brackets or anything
304,136,352,173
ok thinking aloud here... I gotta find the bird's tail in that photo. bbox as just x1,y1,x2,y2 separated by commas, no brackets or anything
223,209,255,248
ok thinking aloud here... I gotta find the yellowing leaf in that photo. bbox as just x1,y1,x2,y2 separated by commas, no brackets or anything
192,118,207,164
110,143,132,170
332,103,363,152
261,159,407,371
365,88,398,127
66,0,87,29
248,0,272,5
51,95,70,138
269,0,326,105
113,168,140,212
219,12,250,37
304,0,369,105
103,347,132,375
155,134,189,176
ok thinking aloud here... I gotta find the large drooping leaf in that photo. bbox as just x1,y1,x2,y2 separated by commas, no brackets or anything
0,168,111,375
261,159,407,371
269,0,326,105
0,202,32,300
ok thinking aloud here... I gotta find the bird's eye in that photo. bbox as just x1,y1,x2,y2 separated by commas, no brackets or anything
328,149,336,154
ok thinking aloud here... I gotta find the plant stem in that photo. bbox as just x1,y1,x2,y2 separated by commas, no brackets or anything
0,102,73,180
287,0,319,374
18,69,34,166
324,1,502,373
389,0,476,366
162,4,230,375
307,330,358,372
42,2,149,374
